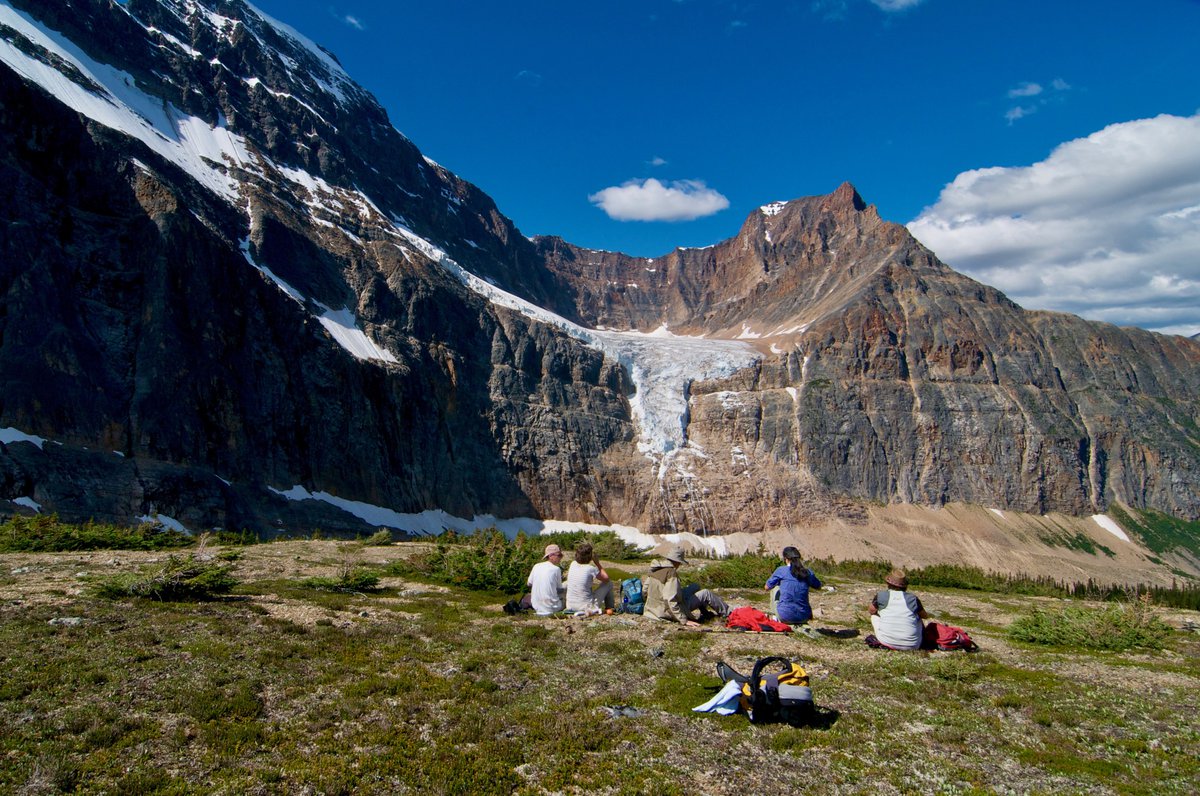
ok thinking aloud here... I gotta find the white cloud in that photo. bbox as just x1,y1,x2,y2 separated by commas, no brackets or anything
1005,105,1036,124
812,0,849,20
1008,82,1043,98
869,0,925,10
342,15,364,30
908,112,1200,336
648,156,668,167
1004,77,1070,124
589,178,730,222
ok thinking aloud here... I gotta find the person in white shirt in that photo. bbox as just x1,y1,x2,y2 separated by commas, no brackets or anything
526,543,566,615
565,541,614,615
867,569,929,650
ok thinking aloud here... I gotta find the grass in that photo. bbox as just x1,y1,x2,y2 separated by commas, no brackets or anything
1,538,1199,794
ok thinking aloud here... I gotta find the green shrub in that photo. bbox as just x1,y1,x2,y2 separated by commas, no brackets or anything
364,529,393,546
1006,598,1173,650
390,529,645,594
534,529,647,563
210,529,259,546
0,514,194,552
393,531,538,594
94,553,237,601
683,553,777,589
299,566,381,593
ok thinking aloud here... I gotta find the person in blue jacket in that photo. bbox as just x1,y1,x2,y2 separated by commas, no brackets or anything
765,546,822,626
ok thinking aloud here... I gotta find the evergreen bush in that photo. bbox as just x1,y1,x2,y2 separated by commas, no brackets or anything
1007,597,1173,650
94,553,237,601
0,515,194,552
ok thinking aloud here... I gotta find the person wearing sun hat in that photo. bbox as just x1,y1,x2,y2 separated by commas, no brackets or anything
526,543,567,615
866,568,929,650
643,544,729,626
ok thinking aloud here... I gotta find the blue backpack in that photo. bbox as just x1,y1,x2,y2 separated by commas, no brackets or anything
620,577,644,614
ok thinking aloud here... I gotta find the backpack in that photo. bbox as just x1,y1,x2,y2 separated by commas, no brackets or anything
736,656,814,725
923,621,979,652
503,594,533,615
620,577,644,614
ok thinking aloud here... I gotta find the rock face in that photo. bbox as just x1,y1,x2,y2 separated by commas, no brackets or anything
0,0,1198,552
539,186,1200,533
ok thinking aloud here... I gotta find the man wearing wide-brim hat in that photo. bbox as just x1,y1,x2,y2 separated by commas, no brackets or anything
643,545,729,626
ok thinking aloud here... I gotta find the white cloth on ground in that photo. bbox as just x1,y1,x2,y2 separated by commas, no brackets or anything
692,679,743,715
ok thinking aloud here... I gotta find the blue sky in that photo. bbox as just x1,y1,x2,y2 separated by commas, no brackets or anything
249,0,1200,335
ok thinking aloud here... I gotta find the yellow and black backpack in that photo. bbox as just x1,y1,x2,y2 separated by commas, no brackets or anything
736,656,814,725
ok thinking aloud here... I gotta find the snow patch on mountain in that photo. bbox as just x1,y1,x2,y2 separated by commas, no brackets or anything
137,513,191,534
1092,514,1131,543
239,239,396,364
0,3,251,201
269,484,733,556
0,427,46,449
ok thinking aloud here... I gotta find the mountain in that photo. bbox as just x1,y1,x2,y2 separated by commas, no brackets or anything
1,0,1198,578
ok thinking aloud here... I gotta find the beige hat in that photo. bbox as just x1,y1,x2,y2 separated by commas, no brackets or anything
664,545,688,565
885,569,908,589
544,543,563,559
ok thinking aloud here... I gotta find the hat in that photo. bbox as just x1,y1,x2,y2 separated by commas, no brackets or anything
663,546,688,565
884,569,908,589
543,544,563,559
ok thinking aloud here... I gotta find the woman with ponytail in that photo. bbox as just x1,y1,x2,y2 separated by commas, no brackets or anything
765,546,823,627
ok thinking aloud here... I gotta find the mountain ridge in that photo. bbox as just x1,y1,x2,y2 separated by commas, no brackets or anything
1,0,1198,581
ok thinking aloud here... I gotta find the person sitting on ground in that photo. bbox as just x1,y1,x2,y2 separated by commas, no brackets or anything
644,545,729,627
565,540,614,615
765,546,822,626
866,568,928,650
526,543,566,616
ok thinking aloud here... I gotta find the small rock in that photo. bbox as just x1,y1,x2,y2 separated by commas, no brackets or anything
49,617,87,627
599,705,645,719
823,585,837,592
11,567,31,575
650,648,664,658
358,611,370,617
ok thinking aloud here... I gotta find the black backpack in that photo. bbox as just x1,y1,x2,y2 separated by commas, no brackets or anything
737,656,815,725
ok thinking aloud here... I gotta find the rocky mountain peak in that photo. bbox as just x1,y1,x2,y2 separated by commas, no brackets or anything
1,0,1197,575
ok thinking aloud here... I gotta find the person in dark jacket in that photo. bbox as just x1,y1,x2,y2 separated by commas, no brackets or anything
765,546,822,626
